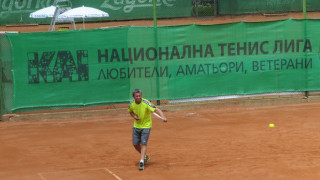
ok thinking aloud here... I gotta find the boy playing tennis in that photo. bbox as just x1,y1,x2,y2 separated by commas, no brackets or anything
128,89,167,170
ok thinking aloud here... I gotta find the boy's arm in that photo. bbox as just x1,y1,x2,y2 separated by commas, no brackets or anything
129,112,140,120
154,108,167,122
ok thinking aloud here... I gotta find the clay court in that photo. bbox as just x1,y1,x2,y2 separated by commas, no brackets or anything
0,100,320,180
1,12,320,179
1,12,320,33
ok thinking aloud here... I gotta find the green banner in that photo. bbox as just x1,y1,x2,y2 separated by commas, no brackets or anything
218,0,320,15
0,0,192,26
4,19,320,112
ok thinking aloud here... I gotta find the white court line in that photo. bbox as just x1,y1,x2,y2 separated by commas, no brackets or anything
38,167,122,180
38,173,47,180
103,168,123,180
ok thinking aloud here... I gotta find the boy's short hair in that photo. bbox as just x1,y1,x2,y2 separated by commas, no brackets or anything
132,89,142,96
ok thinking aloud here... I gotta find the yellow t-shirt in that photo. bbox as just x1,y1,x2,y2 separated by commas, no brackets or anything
128,98,156,128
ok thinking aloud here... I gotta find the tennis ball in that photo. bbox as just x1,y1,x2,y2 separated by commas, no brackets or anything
269,123,275,128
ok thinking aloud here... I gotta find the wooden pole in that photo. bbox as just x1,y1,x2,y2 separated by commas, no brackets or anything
303,0,307,19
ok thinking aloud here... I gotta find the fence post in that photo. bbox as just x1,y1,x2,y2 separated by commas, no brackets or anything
0,55,4,120
303,0,307,19
195,0,199,17
303,0,308,99
153,0,160,105
153,0,157,27
214,0,218,16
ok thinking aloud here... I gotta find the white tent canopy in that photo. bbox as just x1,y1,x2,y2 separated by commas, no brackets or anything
59,6,109,18
29,0,76,31
29,6,57,18
29,3,109,31
59,6,109,29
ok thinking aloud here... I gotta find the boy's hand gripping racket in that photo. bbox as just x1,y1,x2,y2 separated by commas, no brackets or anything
153,112,167,122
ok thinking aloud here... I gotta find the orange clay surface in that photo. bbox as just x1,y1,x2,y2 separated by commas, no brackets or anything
0,102,320,180
1,12,320,33
1,13,320,180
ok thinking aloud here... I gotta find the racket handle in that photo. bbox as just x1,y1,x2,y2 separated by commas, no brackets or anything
153,112,166,121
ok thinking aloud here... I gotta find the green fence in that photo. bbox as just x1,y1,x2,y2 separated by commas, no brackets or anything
0,0,193,26
1,19,320,114
218,0,320,15
0,35,14,119
2,0,320,27
0,38,3,120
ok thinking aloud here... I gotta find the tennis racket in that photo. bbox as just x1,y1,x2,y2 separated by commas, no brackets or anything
153,112,166,121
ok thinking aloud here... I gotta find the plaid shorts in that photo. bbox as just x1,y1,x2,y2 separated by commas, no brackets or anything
132,127,151,145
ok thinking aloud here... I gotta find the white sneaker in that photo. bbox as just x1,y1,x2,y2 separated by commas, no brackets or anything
139,161,144,170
